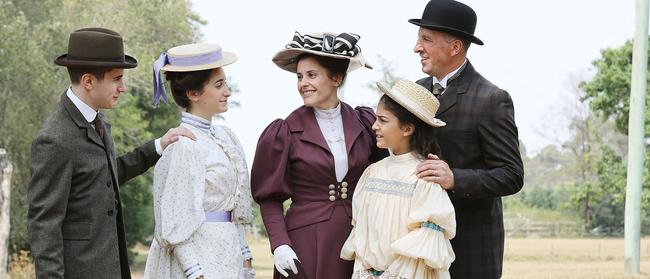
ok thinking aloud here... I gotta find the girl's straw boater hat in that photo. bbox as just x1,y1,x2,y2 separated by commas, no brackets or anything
272,31,372,73
377,80,446,127
152,43,237,106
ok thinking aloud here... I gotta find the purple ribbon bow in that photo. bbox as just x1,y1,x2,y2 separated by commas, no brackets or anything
151,48,225,107
152,52,169,107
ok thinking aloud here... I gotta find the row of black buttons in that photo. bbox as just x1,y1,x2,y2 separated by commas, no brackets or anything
107,180,117,216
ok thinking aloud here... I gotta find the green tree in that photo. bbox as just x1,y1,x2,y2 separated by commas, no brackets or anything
365,55,402,96
508,144,575,216
0,0,65,250
580,40,650,136
579,39,650,235
0,0,203,257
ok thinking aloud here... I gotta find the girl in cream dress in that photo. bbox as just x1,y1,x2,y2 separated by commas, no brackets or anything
144,43,255,279
341,80,456,279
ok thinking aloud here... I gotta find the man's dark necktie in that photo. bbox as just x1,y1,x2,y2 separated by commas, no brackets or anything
92,113,105,140
432,83,444,98
432,62,467,98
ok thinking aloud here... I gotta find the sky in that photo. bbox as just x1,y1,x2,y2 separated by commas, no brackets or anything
191,0,635,164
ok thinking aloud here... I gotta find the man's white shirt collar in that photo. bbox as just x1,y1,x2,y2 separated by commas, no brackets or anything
432,59,468,88
66,86,98,122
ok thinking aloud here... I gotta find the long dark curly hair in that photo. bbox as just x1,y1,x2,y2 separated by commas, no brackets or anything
379,94,442,159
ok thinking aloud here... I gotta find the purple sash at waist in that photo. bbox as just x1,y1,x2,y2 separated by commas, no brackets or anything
205,211,232,222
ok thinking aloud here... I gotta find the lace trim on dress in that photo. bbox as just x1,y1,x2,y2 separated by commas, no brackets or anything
363,178,417,197
352,269,407,279
210,126,254,224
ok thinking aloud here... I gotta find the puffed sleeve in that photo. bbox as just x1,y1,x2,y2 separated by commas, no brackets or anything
251,119,294,251
340,166,372,261
355,106,389,163
152,137,206,278
388,180,456,271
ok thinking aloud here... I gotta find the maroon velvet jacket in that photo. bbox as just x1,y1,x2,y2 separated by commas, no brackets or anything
251,102,386,251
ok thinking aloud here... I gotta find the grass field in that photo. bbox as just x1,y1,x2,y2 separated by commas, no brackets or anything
502,238,650,279
126,237,650,279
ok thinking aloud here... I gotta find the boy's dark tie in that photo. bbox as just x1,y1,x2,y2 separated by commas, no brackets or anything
92,114,105,139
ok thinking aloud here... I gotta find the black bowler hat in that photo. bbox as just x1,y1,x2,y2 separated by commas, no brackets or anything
54,27,138,68
409,0,484,46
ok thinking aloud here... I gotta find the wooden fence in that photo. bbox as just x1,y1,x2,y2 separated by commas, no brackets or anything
504,213,584,237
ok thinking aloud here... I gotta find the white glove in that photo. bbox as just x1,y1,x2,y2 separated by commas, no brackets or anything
273,244,299,277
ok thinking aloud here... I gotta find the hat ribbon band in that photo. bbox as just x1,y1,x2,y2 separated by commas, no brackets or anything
286,31,361,58
66,54,126,62
167,49,223,67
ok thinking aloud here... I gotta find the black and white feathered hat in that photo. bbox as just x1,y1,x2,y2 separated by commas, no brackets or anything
272,31,372,73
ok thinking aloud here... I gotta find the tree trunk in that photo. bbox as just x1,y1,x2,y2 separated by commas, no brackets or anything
0,149,12,277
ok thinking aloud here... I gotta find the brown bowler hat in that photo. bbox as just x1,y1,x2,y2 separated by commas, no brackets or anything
54,27,137,68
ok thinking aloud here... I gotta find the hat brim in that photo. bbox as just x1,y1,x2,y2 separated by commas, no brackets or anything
54,54,138,68
160,51,238,72
408,19,484,46
272,48,371,73
377,82,446,127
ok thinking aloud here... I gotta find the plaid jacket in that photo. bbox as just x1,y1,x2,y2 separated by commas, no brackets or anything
417,61,524,279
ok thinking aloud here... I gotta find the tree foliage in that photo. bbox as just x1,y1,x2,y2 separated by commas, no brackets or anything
0,0,203,254
365,55,402,96
580,40,650,136
577,39,650,234
513,38,650,235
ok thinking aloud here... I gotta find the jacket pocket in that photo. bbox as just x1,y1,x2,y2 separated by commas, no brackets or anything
62,222,92,240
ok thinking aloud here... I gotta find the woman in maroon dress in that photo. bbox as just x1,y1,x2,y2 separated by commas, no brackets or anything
251,32,387,279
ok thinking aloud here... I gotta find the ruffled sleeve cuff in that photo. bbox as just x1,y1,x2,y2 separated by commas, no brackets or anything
340,228,356,261
241,244,253,261
390,222,455,269
184,263,204,279
174,240,205,279
236,223,253,261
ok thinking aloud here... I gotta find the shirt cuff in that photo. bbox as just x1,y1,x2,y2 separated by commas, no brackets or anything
242,243,253,261
185,263,204,279
155,138,163,155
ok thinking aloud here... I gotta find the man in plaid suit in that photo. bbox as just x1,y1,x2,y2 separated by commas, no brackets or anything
410,1,524,278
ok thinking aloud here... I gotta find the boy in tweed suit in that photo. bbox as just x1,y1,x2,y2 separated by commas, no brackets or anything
27,27,194,279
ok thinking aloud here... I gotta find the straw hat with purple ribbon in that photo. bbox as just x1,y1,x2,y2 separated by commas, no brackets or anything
152,43,237,106
272,31,372,73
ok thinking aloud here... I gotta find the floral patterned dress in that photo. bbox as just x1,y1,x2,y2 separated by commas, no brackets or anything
144,112,253,279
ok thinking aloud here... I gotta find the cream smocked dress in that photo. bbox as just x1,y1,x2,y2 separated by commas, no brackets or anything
341,152,456,279
144,112,254,279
